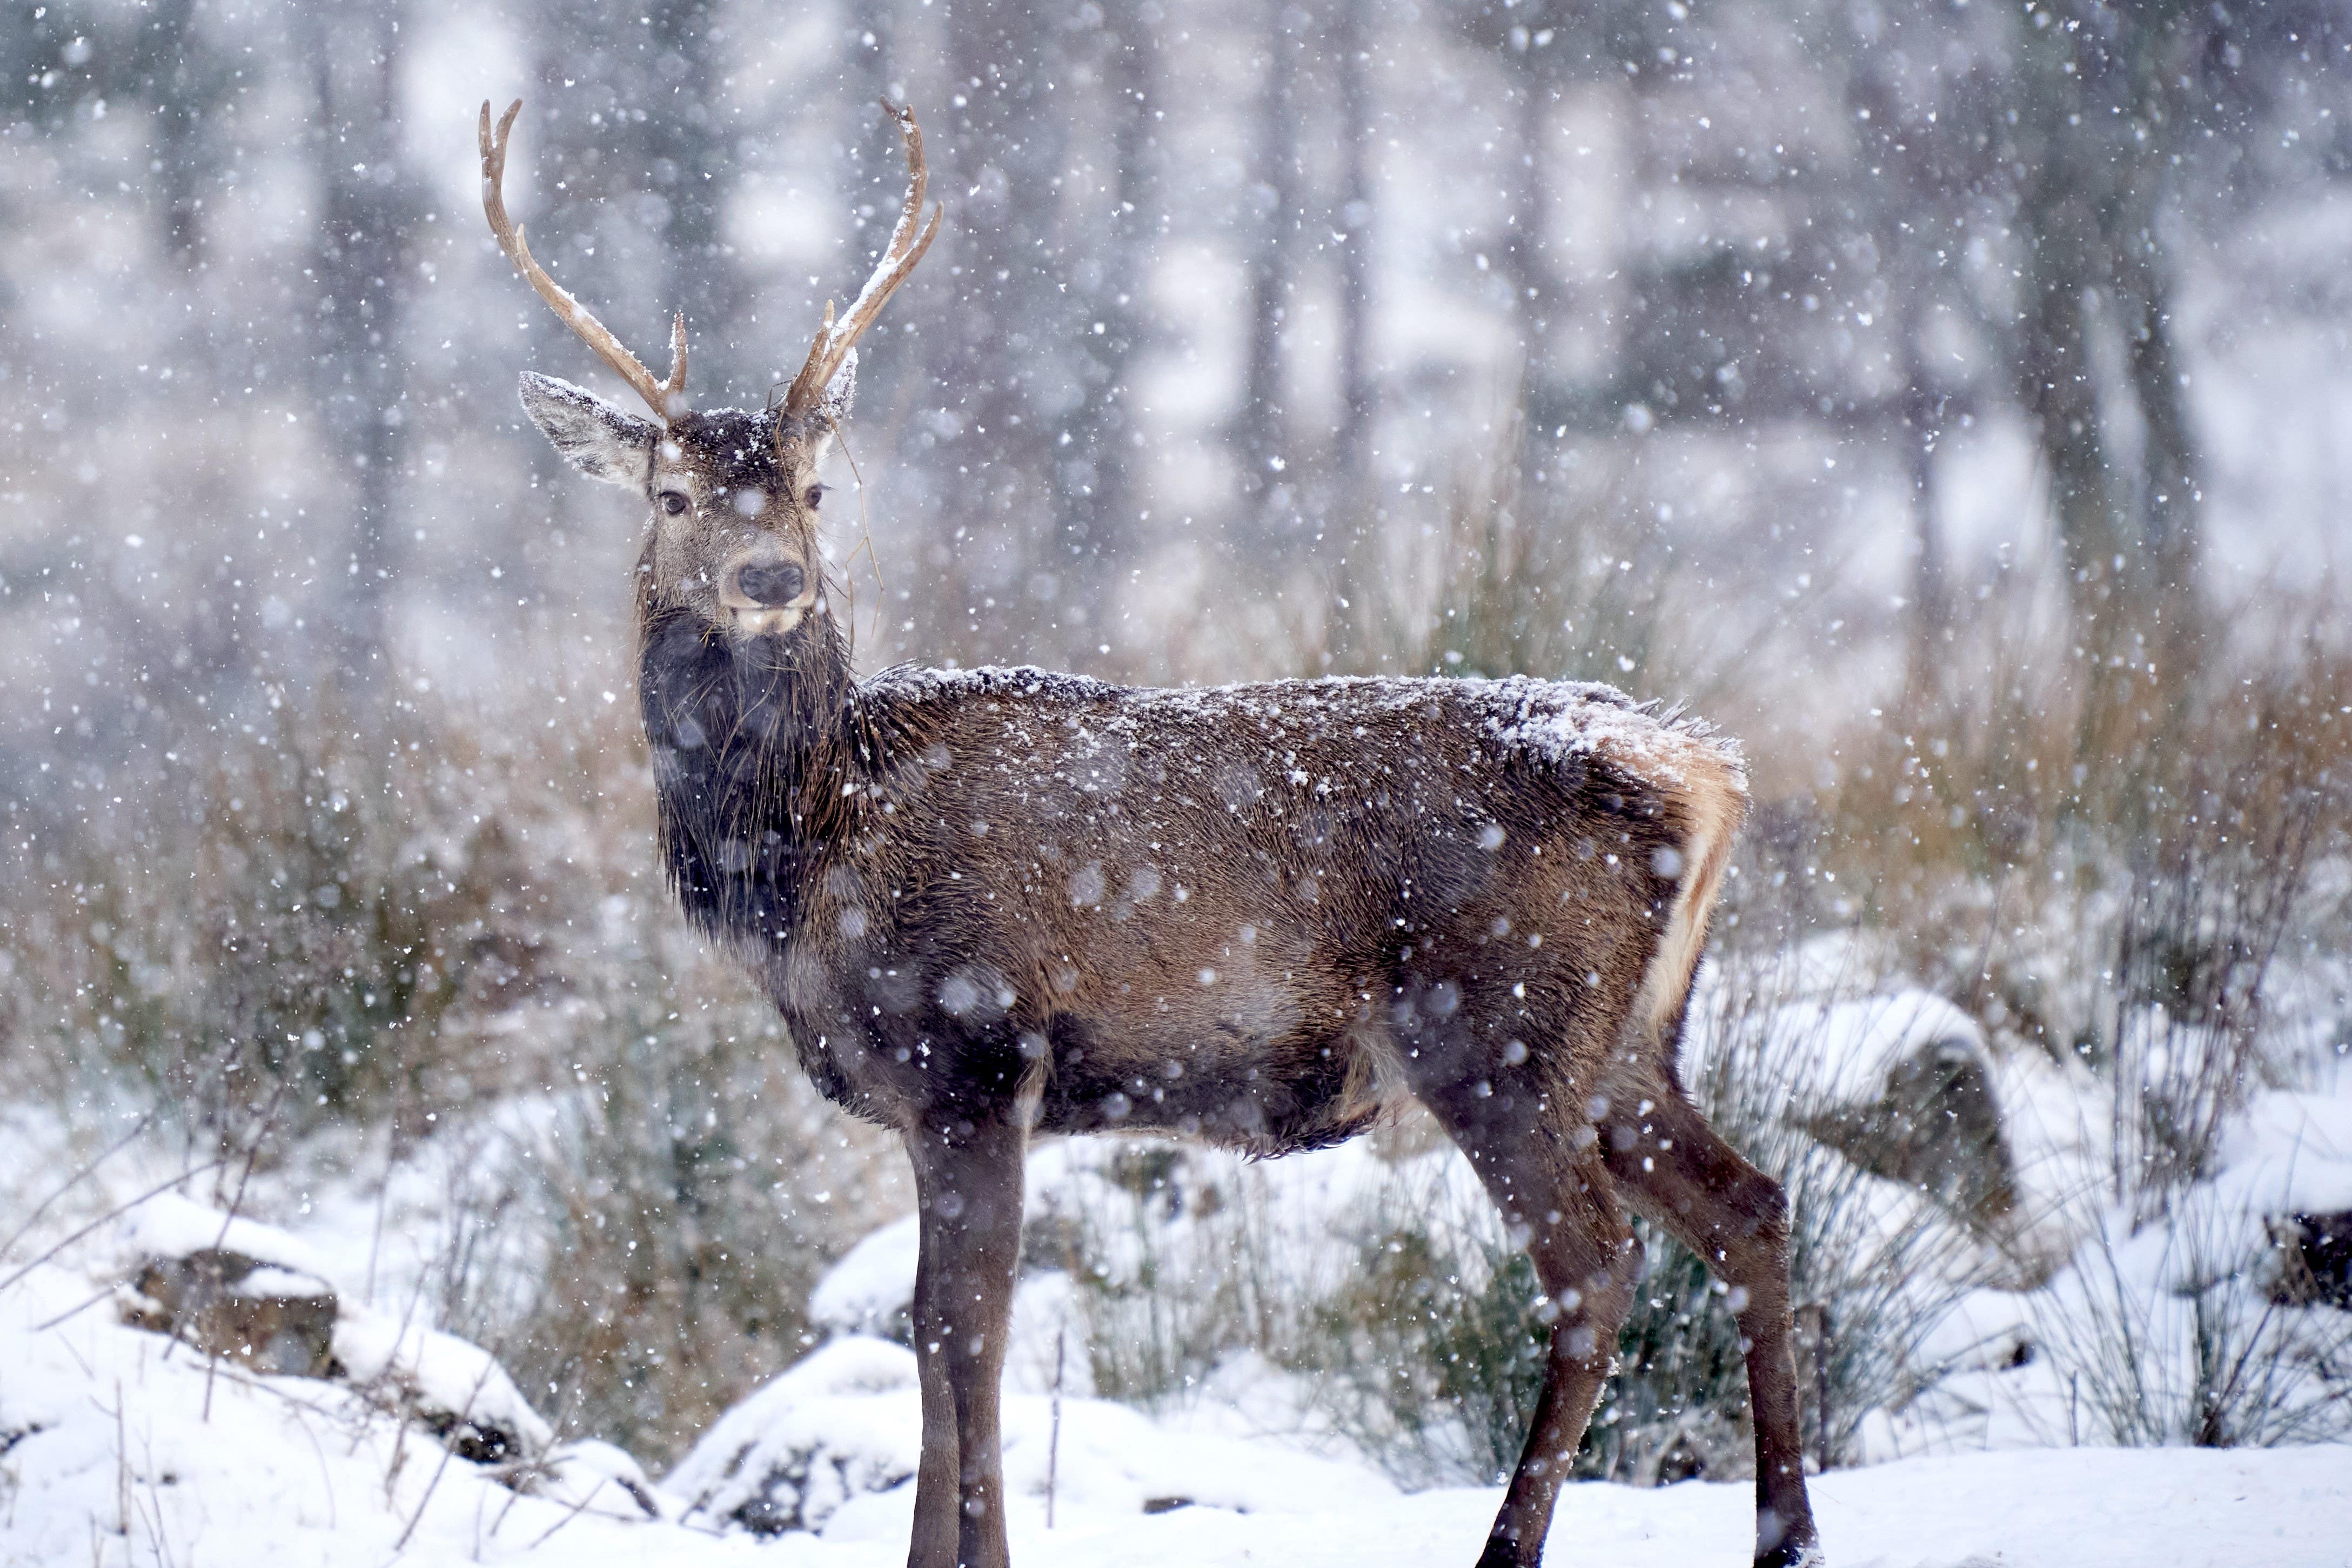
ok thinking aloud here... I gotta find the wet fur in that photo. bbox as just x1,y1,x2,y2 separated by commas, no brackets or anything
639,605,1731,1156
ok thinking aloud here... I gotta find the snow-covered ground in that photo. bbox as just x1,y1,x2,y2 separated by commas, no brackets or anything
6,1241,2350,1568
6,937,2350,1566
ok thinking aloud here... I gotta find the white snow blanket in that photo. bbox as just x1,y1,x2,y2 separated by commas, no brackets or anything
5,1250,2350,1566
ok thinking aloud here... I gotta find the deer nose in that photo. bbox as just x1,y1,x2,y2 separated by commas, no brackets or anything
735,561,805,607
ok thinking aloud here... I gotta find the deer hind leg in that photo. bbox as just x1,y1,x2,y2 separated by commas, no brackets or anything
905,1113,1026,1568
1601,1090,1821,1568
1410,1072,1636,1568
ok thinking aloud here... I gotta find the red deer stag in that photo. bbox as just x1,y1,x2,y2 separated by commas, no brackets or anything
481,97,1821,1568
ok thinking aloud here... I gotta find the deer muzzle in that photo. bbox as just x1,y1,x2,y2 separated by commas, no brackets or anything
721,555,814,638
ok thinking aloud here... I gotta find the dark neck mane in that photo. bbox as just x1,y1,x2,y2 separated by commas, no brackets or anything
636,599,857,946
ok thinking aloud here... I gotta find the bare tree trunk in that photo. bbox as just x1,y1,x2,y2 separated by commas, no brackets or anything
2015,162,2130,660
1334,1,1376,486
1328,0,1379,669
1237,0,1300,543
1900,314,1949,695
2110,9,2203,660
2117,230,2202,657
645,0,740,380
306,1,416,692
942,0,1080,658
131,0,208,264
1061,3,1162,579
523,1,742,387
1505,68,1551,374
2008,0,2203,699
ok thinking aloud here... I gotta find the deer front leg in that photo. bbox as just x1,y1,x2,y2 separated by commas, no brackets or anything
905,1113,1027,1568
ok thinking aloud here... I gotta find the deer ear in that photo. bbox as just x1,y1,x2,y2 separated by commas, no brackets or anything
519,373,656,488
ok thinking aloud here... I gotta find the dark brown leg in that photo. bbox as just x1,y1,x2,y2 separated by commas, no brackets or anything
1603,1091,1821,1568
905,1114,1026,1568
1413,1080,1637,1568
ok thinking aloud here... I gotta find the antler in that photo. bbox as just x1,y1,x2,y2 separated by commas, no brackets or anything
478,99,689,421
782,98,944,418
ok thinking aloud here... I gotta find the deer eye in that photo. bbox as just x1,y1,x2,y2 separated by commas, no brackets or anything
804,484,825,510
659,491,690,517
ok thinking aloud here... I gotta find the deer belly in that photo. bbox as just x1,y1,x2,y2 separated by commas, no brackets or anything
1030,1000,1394,1156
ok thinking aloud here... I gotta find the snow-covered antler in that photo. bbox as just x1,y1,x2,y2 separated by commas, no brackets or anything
781,99,944,419
478,99,689,422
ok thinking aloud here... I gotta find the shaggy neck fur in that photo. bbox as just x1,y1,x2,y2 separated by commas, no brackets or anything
636,585,858,948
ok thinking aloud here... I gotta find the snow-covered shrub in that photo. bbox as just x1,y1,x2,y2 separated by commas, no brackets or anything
2096,776,2330,1217
1048,1136,1475,1427
2028,1191,2352,1449
1804,605,2348,1187
2,681,629,1144
1290,958,1990,1486
446,978,901,1469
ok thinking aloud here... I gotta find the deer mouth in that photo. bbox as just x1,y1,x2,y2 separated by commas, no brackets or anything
727,604,809,639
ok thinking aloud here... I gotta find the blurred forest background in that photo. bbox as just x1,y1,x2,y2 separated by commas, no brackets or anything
4,0,2351,1473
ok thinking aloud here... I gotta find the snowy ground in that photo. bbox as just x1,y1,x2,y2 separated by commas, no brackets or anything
0,1244,2342,1568
7,1229,2352,1568
6,941,2350,1566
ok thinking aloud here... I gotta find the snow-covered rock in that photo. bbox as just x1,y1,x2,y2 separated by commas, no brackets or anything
1686,977,2029,1234
1793,991,2018,1224
122,1248,339,1377
110,1191,551,1464
118,1191,350,1288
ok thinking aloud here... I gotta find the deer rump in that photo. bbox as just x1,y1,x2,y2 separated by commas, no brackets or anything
640,628,1747,1152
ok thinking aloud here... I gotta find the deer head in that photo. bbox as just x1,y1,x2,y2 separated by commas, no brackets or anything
481,97,941,645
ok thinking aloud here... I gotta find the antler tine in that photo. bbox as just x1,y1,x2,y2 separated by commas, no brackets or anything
783,98,944,418
479,99,689,421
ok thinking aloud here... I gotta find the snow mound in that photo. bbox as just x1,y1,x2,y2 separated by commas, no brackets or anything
666,1335,924,1536
665,1332,1396,1545
808,1216,921,1341
2213,1090,2352,1218
0,1261,666,1566
333,1306,552,1463
991,1386,1398,1522
118,1191,346,1285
